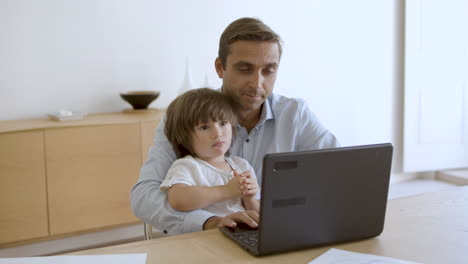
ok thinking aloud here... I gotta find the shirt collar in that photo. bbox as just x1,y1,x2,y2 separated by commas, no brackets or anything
260,96,275,123
246,96,275,131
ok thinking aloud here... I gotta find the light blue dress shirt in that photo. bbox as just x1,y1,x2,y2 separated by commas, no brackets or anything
130,93,339,235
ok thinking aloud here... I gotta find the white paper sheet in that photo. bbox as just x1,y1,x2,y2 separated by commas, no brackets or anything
0,254,147,264
309,248,422,264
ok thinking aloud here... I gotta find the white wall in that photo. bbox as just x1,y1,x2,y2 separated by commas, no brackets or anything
0,0,401,171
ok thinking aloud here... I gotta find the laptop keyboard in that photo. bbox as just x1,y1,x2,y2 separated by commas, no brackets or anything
232,230,258,248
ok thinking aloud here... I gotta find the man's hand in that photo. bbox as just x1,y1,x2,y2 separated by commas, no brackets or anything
203,210,259,230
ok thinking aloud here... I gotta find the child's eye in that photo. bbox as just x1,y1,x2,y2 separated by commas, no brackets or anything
200,125,209,130
220,121,228,126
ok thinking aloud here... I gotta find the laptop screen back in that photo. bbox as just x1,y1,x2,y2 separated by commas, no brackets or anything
257,143,393,255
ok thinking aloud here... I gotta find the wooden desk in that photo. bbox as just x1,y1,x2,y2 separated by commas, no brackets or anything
69,187,468,264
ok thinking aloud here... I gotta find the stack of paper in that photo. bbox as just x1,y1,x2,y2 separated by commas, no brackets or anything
0,254,146,264
309,249,422,264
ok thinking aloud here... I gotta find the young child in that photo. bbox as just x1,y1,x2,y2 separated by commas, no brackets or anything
160,88,260,216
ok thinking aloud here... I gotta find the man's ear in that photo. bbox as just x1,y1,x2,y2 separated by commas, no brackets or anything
215,57,224,78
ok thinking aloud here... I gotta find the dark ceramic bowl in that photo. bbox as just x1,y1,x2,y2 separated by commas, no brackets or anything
120,91,160,110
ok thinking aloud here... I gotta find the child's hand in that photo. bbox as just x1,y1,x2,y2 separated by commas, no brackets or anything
225,172,243,197
238,171,258,198
226,170,258,199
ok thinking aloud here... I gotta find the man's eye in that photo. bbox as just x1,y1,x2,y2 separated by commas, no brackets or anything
264,67,277,75
239,67,251,72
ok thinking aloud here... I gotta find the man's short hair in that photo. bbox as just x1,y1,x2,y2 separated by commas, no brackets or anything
164,88,237,158
218,17,283,69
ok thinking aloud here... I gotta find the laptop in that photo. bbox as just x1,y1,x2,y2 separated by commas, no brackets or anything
219,143,393,256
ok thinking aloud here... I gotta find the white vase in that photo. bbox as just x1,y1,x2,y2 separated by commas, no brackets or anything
203,74,216,89
178,56,194,95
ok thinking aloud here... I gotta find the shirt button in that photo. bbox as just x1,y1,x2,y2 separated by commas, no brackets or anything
245,139,250,143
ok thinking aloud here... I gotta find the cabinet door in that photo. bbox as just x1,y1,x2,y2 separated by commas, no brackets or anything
141,120,160,165
45,124,141,235
0,131,49,244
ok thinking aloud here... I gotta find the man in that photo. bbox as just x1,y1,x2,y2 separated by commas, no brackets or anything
130,17,338,235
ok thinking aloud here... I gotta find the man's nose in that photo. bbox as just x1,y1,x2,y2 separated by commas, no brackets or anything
249,71,264,88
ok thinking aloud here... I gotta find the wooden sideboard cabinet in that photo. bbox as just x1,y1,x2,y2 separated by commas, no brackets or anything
0,131,49,245
0,110,164,246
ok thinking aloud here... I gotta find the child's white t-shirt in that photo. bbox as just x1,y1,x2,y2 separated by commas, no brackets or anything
160,155,258,216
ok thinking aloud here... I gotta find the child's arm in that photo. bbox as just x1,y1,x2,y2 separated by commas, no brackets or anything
167,174,244,212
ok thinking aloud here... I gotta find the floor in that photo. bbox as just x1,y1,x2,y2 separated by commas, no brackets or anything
0,175,464,258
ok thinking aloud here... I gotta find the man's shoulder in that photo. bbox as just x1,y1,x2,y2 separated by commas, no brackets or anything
269,93,308,115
